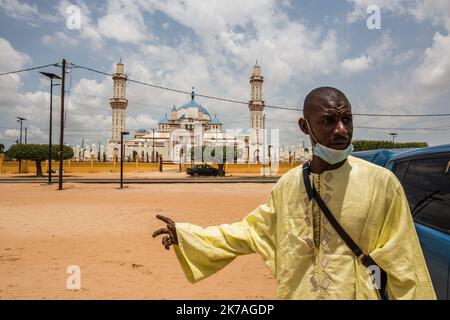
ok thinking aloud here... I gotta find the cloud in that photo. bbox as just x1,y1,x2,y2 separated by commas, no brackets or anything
345,0,450,136
55,0,151,45
0,0,57,26
341,55,372,74
41,31,79,46
366,33,396,65
338,32,395,74
347,0,450,32
126,114,158,131
0,37,31,71
143,0,341,97
97,0,151,43
57,0,104,49
0,0,38,18
408,0,450,32
149,0,274,42
365,32,450,116
413,32,450,90
1,128,19,141
0,37,31,110
392,49,417,65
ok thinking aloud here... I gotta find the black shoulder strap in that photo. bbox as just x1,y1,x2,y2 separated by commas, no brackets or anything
302,164,388,300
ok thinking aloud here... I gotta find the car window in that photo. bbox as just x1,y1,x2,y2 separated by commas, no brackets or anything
393,161,409,182
401,156,450,233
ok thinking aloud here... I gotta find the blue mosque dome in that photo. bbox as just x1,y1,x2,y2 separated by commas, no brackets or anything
177,88,211,121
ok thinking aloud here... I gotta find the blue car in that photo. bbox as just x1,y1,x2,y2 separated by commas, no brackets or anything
351,149,408,167
352,145,450,300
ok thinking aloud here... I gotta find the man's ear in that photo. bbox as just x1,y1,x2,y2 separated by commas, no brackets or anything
299,118,309,135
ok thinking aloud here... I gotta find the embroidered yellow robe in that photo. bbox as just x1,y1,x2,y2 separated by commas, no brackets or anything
173,156,436,299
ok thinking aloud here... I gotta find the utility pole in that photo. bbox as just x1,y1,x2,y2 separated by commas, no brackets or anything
24,127,27,144
98,141,101,161
58,59,66,190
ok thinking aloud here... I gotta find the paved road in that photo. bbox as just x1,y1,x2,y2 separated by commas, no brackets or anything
0,177,279,184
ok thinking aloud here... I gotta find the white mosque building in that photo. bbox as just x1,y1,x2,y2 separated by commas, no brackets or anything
97,61,307,164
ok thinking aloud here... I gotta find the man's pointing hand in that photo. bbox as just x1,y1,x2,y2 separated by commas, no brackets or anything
152,214,178,250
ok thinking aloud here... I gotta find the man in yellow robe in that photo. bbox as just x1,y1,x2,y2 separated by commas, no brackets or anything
153,87,436,300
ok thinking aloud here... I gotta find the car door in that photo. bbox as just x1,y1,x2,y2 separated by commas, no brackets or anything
199,165,207,176
393,155,450,300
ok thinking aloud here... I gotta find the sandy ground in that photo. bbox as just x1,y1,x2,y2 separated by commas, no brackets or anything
0,182,276,299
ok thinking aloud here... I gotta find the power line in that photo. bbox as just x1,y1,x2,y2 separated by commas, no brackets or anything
2,123,450,133
2,62,450,117
355,125,450,131
71,64,299,111
71,63,450,117
0,63,59,76
354,113,450,117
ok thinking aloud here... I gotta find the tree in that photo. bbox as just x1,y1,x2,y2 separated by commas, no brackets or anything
6,144,74,177
0,143,4,153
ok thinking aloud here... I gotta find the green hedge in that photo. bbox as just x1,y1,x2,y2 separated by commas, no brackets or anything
353,140,428,152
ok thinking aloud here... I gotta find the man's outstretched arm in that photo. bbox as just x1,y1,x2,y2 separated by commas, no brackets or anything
152,190,277,283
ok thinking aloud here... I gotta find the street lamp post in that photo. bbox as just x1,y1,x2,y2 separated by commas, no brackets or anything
234,137,237,164
152,128,155,162
24,127,28,144
246,146,250,163
268,144,272,176
39,71,61,184
389,133,398,143
16,117,26,144
16,117,26,173
262,114,266,177
120,131,129,189
190,130,194,166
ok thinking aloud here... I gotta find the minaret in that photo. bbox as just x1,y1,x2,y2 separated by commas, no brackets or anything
110,61,128,142
248,61,265,145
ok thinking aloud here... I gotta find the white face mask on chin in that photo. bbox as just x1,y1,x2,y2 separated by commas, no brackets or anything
306,119,354,165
